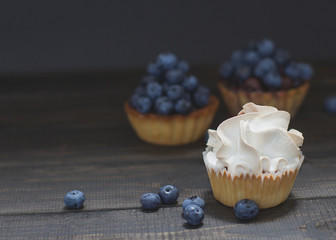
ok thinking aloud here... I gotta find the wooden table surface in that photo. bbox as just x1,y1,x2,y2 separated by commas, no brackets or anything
0,62,336,239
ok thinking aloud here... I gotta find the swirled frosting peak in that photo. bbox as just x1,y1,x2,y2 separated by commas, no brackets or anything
204,102,304,177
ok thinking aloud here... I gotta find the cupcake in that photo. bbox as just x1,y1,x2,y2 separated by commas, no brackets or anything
124,52,219,146
203,102,304,209
218,39,313,117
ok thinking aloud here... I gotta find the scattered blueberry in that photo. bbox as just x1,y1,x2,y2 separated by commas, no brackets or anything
158,185,179,204
182,196,205,211
234,199,259,221
274,48,291,66
257,39,275,57
166,84,184,101
285,62,301,79
146,82,163,100
177,60,190,72
157,52,178,70
155,96,174,115
231,50,244,67
140,193,161,210
254,58,277,78
325,96,336,114
262,71,282,90
183,75,199,92
243,51,260,67
183,204,204,226
165,69,185,85
219,62,234,79
134,96,152,114
147,62,162,76
175,99,193,115
298,63,314,80
193,86,210,108
64,190,85,209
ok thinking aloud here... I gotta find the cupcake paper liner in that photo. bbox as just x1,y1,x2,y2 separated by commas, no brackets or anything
205,166,299,209
124,95,219,146
218,81,310,117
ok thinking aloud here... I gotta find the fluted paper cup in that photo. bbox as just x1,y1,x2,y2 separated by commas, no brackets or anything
218,82,310,117
124,95,219,146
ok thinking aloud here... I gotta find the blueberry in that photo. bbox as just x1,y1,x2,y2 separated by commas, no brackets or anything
130,93,141,108
182,196,205,211
158,185,179,204
134,96,152,114
193,85,210,108
231,50,244,67
234,199,259,221
274,48,291,66
219,62,234,79
177,60,190,73
284,62,301,79
262,71,282,90
157,52,178,70
243,51,260,67
234,65,252,84
182,75,199,92
154,96,174,115
141,75,158,85
165,69,186,84
325,96,336,114
146,82,163,100
298,63,314,80
257,39,275,57
183,204,204,226
140,193,161,210
166,84,184,101
254,58,277,78
64,190,85,209
175,99,193,115
147,62,162,76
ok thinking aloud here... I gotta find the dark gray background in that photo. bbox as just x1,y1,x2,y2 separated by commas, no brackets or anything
0,1,335,74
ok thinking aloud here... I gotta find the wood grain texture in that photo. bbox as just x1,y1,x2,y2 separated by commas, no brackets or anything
0,63,335,239
1,198,335,239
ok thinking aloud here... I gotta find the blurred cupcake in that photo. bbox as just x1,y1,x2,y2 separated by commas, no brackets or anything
218,39,313,117
124,52,219,146
203,102,304,209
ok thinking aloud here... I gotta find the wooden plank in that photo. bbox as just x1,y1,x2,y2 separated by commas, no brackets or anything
0,148,335,215
1,198,335,239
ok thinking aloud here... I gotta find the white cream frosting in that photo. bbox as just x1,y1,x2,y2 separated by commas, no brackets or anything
203,102,304,177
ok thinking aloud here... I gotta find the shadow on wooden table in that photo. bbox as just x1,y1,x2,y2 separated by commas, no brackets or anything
205,192,298,223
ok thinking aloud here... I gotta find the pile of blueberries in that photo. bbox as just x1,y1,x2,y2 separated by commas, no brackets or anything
220,39,314,90
129,52,211,115
140,185,205,226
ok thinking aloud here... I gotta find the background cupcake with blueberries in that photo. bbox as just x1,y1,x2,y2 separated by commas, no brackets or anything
124,52,219,146
218,39,313,117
